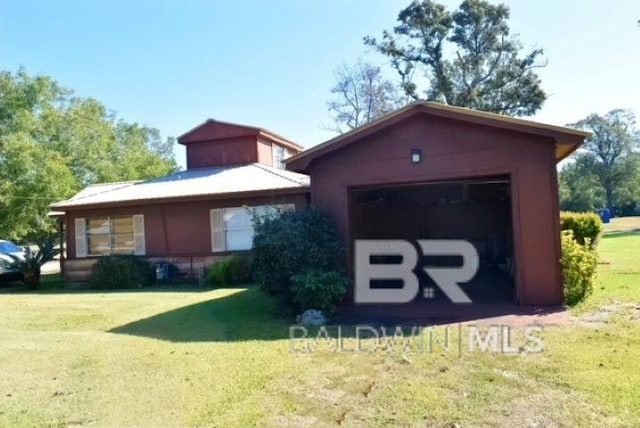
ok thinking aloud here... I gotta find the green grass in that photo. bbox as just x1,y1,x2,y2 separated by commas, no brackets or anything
0,221,639,426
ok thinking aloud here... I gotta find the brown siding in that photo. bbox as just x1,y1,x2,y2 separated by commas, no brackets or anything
186,137,258,169
307,113,562,305
257,139,273,166
66,193,307,261
180,121,256,143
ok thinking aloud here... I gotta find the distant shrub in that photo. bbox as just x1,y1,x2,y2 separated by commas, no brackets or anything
90,255,155,290
290,270,349,314
206,255,252,287
560,230,598,306
560,211,603,249
252,207,347,311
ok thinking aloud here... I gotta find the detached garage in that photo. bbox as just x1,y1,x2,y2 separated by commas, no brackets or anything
286,102,589,305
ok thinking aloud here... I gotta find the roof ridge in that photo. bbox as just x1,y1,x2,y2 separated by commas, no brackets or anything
87,180,141,187
252,163,309,186
65,181,136,203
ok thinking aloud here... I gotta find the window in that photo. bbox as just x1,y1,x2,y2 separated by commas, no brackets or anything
223,208,254,251
210,205,294,252
75,215,145,258
272,144,285,169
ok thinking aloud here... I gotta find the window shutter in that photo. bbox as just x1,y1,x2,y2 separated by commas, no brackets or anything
210,209,226,252
74,218,87,258
133,215,146,255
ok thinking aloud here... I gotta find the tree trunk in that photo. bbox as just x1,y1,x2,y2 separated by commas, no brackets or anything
606,185,615,217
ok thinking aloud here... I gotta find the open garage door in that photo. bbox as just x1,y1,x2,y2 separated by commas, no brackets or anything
350,176,516,305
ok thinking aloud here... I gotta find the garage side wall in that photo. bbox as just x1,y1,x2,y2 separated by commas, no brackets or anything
308,114,562,305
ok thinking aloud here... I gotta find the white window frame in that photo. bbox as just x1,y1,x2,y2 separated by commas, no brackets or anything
209,204,294,253
75,215,145,258
272,144,286,169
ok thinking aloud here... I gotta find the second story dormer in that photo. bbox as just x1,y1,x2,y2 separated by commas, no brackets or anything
177,119,303,170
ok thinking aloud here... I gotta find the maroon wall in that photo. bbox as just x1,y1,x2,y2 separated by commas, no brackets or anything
186,137,258,169
65,193,307,259
306,113,562,305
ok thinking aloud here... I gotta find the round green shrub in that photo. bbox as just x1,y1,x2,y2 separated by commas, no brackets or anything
252,207,347,310
206,255,252,287
290,270,349,314
90,255,155,290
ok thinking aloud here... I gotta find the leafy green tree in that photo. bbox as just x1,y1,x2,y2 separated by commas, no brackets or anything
364,0,546,116
567,109,640,215
558,157,605,212
0,68,177,247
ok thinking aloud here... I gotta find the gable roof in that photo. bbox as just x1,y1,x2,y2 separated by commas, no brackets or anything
51,163,309,210
178,118,304,152
286,101,591,173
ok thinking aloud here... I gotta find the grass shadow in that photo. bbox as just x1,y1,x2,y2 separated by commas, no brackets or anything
109,287,292,342
0,272,211,295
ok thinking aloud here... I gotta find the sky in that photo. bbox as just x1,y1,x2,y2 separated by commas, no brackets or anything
1,0,639,169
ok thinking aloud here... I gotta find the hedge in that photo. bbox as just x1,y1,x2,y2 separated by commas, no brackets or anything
90,255,155,289
206,255,252,287
560,230,598,306
560,211,603,250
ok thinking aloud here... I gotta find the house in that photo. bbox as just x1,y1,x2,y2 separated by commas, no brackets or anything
51,120,310,282
53,102,589,305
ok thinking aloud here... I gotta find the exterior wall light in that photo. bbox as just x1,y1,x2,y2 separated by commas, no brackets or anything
411,148,422,163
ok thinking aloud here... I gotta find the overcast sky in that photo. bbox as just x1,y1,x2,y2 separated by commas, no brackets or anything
2,0,639,168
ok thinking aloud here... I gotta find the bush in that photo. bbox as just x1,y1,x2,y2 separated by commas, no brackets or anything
560,230,598,306
206,255,252,287
252,207,347,310
90,255,155,290
560,211,603,249
290,270,349,314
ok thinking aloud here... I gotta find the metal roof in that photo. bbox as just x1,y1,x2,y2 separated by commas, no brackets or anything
51,163,309,209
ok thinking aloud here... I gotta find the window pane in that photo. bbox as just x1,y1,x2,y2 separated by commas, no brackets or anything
226,229,254,251
87,218,110,234
224,208,252,229
112,216,133,234
85,216,135,256
88,234,110,255
111,234,134,254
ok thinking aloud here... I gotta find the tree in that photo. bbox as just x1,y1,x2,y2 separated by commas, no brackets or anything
327,61,406,132
364,0,546,116
567,109,640,215
559,157,605,212
0,68,177,246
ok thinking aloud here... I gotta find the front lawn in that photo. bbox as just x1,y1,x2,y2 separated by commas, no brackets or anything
0,219,639,426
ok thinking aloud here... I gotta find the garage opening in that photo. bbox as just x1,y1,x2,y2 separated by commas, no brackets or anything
350,176,516,305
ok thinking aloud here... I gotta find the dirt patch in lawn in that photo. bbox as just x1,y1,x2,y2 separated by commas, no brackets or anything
483,389,621,427
576,301,640,327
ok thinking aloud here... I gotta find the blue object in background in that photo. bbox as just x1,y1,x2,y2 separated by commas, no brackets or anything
596,208,611,224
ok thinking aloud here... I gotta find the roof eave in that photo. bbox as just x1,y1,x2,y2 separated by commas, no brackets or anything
50,186,310,211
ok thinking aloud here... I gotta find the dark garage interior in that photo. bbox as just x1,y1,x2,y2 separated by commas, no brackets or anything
350,176,516,305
